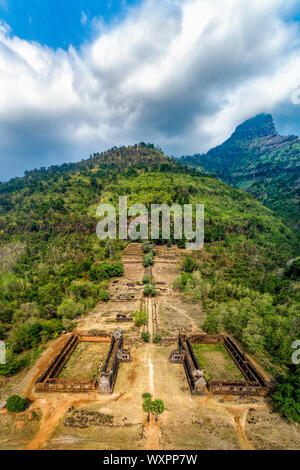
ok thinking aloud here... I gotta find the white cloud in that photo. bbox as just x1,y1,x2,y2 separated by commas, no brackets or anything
0,0,300,180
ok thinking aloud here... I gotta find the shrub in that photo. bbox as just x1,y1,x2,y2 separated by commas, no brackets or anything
284,258,300,280
0,325,6,340
31,410,39,420
173,273,193,291
143,285,156,297
271,367,300,422
6,395,27,413
182,256,196,273
150,286,156,297
62,318,76,332
134,310,148,326
0,350,30,376
84,296,97,310
11,319,63,353
99,289,110,302
57,299,84,320
143,242,154,253
177,237,187,249
150,399,165,420
143,285,151,296
143,254,154,267
68,280,99,301
12,302,40,324
153,334,162,344
142,392,152,400
12,323,42,352
141,332,151,342
89,262,124,281
39,319,63,338
143,273,151,284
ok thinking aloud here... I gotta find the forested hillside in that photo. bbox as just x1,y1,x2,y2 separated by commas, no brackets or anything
0,144,299,377
180,114,300,232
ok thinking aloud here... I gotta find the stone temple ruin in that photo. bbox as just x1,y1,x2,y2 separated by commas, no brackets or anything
98,328,132,394
35,328,132,394
170,332,271,396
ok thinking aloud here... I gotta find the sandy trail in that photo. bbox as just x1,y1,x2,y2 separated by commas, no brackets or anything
232,409,254,450
144,418,162,450
148,356,155,396
25,398,69,450
143,297,161,451
146,297,155,339
225,404,270,450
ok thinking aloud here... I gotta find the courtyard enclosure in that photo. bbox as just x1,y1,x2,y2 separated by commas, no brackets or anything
170,333,271,396
35,329,132,394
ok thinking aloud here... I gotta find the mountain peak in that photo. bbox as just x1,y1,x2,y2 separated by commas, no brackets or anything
232,113,278,140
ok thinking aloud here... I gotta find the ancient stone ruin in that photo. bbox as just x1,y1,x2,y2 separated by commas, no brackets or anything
35,329,132,394
99,328,132,394
116,313,134,323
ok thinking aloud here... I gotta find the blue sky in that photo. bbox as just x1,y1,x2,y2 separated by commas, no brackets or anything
0,0,299,181
0,0,142,48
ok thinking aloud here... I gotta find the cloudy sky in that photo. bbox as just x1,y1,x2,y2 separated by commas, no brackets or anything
0,0,300,181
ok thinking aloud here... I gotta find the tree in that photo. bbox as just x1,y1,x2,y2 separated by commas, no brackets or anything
242,316,264,352
141,332,151,343
57,299,84,320
144,285,156,297
284,257,300,280
0,350,30,376
89,262,124,281
6,395,27,413
99,289,110,302
143,273,152,284
134,310,148,326
153,334,162,344
143,254,154,267
143,285,151,296
182,256,196,273
142,242,154,254
142,392,152,400
271,367,300,423
150,399,165,422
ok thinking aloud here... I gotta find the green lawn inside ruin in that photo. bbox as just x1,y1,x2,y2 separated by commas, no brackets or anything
192,343,245,381
58,342,108,380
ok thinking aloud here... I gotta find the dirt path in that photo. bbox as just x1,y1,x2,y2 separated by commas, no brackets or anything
144,418,162,450
146,297,156,339
143,295,161,450
147,354,155,396
225,404,270,450
25,398,68,450
231,409,254,450
25,392,123,450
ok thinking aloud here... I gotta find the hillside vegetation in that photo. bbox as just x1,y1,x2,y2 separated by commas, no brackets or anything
180,114,300,232
0,144,299,377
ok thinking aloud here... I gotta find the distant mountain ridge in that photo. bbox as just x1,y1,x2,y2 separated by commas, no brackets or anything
180,114,300,232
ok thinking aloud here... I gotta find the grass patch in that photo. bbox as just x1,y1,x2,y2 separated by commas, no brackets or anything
58,342,108,380
192,343,244,381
